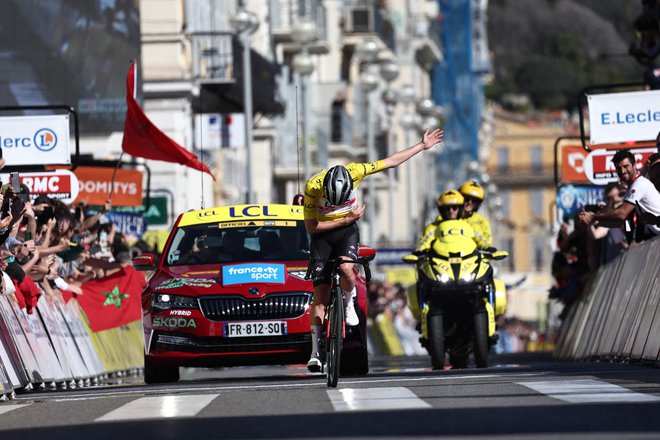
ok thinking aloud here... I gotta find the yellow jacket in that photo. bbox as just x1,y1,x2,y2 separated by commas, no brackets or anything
415,212,492,253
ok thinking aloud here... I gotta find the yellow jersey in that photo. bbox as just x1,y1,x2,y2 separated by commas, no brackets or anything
415,212,492,252
464,212,492,248
303,161,386,222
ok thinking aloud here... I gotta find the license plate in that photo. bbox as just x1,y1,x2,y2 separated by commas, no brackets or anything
223,321,287,338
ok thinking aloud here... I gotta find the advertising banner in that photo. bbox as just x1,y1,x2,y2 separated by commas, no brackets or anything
556,184,605,219
73,166,143,207
588,89,660,144
561,145,589,183
0,170,79,203
0,115,71,165
583,147,656,185
106,211,147,238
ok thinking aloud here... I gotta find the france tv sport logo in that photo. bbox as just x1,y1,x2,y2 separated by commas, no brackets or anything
33,128,57,152
223,263,285,285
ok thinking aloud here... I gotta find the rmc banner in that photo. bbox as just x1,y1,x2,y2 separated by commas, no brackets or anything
588,89,660,145
0,115,71,165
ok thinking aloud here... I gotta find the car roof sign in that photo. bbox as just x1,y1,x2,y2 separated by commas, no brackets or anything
179,204,303,227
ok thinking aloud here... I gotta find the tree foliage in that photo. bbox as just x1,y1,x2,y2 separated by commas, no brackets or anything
486,0,643,110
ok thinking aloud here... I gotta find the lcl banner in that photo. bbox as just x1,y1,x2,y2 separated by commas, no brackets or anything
588,89,660,145
0,170,79,203
73,166,143,207
583,147,656,185
0,115,71,165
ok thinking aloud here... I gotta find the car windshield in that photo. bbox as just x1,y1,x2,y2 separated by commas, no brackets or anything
164,222,310,266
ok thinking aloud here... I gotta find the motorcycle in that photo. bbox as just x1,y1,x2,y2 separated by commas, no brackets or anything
403,219,508,370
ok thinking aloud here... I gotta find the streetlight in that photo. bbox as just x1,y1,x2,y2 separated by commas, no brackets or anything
291,19,319,184
356,38,381,246
399,84,418,243
379,58,399,243
230,6,259,203
416,97,441,226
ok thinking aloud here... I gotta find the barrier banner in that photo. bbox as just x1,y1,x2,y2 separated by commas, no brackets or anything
25,310,70,383
0,341,16,394
37,294,89,381
0,295,42,384
60,301,105,377
0,316,27,389
47,295,92,380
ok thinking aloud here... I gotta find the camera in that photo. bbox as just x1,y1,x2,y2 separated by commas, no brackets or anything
584,204,603,213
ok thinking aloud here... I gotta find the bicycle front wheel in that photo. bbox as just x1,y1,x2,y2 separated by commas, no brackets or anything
326,288,344,387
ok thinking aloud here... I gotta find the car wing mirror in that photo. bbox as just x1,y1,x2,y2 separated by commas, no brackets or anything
132,253,156,270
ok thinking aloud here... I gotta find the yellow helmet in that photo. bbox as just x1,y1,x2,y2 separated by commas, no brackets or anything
437,190,464,207
459,180,485,201
437,190,465,219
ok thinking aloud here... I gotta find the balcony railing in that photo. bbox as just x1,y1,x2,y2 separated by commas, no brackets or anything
342,0,396,53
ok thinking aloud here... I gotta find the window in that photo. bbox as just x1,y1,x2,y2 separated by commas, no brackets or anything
532,235,547,272
530,189,544,218
497,146,509,173
530,144,542,173
499,189,511,217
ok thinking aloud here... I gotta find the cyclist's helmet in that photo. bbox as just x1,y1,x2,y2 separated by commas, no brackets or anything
437,190,465,219
459,180,485,202
323,165,353,206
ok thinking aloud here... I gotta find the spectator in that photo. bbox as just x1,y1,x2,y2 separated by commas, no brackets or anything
587,182,628,265
578,149,660,241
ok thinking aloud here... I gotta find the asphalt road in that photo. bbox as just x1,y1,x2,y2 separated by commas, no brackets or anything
1,353,659,440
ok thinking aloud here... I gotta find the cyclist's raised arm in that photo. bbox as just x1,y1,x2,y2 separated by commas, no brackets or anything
382,128,444,170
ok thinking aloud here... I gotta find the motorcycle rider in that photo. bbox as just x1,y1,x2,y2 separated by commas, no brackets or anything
459,180,492,249
414,189,480,254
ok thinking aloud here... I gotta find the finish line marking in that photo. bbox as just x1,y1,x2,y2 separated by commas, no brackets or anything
95,394,218,421
327,387,431,411
518,379,660,403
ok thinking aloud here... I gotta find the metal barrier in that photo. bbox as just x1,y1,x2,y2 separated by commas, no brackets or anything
554,237,660,364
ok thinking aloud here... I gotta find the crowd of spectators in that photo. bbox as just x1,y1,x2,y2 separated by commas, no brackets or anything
0,163,155,314
550,148,660,320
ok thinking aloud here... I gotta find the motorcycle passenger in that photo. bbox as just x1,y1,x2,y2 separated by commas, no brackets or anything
459,180,492,249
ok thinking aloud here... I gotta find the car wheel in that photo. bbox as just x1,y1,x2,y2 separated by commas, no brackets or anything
340,347,369,376
144,354,180,384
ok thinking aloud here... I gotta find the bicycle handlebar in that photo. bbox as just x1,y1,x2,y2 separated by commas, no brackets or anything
304,257,372,284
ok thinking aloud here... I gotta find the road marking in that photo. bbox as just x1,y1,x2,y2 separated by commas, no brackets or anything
0,404,30,416
95,394,218,421
327,387,431,411
518,379,660,403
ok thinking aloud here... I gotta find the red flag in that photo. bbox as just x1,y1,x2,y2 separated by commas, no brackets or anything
75,266,146,332
121,61,214,179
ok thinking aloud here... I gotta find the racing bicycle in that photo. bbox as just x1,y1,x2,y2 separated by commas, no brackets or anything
305,256,372,387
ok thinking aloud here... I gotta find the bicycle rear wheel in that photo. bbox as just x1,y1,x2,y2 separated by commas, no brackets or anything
326,287,344,387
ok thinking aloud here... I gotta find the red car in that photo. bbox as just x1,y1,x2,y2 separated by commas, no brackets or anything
133,203,374,384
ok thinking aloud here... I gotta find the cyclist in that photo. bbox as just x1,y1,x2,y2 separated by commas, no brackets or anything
459,180,492,249
304,128,444,372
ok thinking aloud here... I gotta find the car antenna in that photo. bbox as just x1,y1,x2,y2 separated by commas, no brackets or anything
292,85,304,206
199,89,205,210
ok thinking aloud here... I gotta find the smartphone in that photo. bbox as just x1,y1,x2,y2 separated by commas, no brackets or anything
10,173,20,193
25,232,32,241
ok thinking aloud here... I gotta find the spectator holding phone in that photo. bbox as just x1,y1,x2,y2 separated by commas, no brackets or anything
578,149,660,241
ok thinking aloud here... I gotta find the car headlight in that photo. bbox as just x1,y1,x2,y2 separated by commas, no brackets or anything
152,293,198,311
